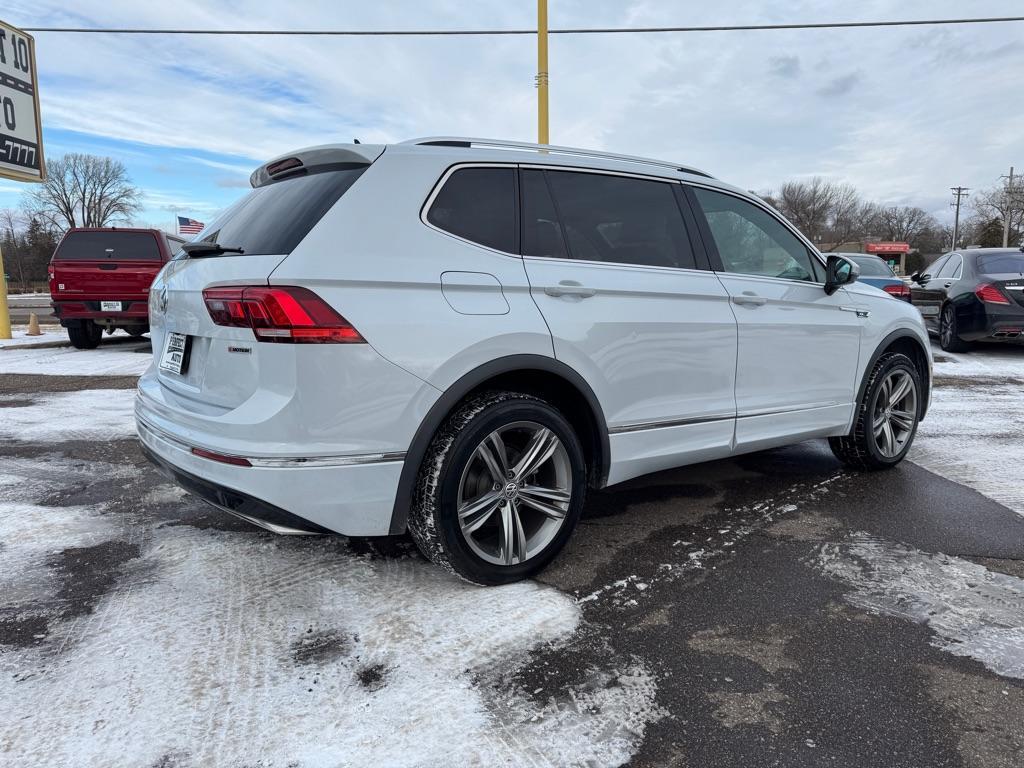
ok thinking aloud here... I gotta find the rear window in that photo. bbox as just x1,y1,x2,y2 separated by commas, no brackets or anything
977,253,1024,274
851,257,895,277
54,231,161,261
187,166,367,256
426,167,518,252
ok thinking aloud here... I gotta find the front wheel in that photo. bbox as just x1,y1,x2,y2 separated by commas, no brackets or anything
408,391,586,585
829,352,922,470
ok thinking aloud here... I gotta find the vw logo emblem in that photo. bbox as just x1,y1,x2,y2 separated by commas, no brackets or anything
158,285,169,314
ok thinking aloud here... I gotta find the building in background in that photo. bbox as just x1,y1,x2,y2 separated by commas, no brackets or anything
819,240,911,273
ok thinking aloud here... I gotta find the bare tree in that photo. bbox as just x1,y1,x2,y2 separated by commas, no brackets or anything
870,206,936,245
776,177,837,242
823,185,875,250
22,153,141,233
970,183,1024,247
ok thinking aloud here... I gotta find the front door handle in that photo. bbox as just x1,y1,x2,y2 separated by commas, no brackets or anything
943,282,953,288
730,294,766,307
544,280,596,299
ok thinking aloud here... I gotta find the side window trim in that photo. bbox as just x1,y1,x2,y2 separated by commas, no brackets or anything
683,183,829,285
671,184,714,272
420,162,522,257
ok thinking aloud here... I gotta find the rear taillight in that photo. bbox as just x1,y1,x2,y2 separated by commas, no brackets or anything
882,283,911,300
975,283,1010,305
202,286,366,344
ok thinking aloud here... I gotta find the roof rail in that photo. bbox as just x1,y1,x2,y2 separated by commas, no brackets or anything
402,136,713,179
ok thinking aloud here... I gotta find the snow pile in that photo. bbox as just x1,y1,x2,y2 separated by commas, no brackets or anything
911,347,1024,515
819,532,1024,680
0,390,137,442
0,327,69,348
0,400,662,767
0,343,152,376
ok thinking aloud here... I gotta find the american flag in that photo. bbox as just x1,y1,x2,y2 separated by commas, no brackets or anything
177,216,205,235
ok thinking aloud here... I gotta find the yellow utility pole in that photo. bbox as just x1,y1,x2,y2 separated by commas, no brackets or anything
537,0,549,144
0,245,11,339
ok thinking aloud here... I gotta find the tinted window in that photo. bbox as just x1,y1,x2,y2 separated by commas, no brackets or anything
427,167,517,252
851,256,895,277
521,169,568,259
977,253,1024,274
923,255,948,277
542,170,695,269
694,188,820,281
54,231,161,261
190,166,367,256
936,255,962,279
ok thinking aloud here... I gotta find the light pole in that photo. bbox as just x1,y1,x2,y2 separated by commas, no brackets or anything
950,186,969,251
537,0,549,145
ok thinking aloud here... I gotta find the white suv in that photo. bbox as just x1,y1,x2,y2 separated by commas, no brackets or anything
136,137,932,584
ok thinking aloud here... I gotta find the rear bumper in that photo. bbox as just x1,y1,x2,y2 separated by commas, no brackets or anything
136,409,404,536
52,299,149,325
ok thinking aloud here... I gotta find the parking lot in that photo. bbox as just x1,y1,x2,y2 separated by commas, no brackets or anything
1,333,1021,767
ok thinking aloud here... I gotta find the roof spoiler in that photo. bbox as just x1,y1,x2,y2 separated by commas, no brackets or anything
250,144,385,188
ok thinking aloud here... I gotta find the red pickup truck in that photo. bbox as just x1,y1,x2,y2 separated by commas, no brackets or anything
49,228,186,349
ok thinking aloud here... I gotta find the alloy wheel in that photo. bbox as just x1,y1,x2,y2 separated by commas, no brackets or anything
940,307,953,348
872,370,918,458
457,421,572,567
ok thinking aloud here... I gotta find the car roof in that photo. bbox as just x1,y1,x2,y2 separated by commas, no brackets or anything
956,247,1024,255
65,227,165,234
253,137,753,198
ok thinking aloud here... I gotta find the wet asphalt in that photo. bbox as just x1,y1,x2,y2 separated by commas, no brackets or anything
2,355,1023,766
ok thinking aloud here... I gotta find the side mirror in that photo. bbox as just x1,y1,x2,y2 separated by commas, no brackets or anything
910,272,921,283
824,254,859,295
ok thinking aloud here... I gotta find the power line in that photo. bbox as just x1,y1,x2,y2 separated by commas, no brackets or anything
20,16,1024,36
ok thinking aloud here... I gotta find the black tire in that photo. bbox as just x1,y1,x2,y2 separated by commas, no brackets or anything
829,352,923,470
67,321,102,349
939,303,970,352
408,391,587,585
125,327,147,337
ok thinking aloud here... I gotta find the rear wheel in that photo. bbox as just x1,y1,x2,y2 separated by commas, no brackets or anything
939,304,970,352
125,327,147,337
829,352,922,470
408,391,586,585
67,321,102,349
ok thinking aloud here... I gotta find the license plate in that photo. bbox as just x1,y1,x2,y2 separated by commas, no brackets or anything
101,300,123,312
159,332,190,375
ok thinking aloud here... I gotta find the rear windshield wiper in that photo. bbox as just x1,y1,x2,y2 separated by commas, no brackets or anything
181,242,246,257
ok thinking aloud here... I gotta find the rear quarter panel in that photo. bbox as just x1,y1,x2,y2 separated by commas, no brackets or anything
267,149,556,392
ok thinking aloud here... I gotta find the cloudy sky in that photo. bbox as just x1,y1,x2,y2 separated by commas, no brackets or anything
3,0,1023,231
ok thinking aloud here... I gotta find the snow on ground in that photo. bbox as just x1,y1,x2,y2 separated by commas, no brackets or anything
0,389,137,442
0,394,662,768
819,532,1024,680
0,326,69,348
910,346,1024,516
0,341,152,376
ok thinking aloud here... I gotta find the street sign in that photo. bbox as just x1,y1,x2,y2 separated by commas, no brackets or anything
0,20,44,183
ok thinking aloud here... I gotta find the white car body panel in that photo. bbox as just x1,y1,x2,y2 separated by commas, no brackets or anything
135,138,932,538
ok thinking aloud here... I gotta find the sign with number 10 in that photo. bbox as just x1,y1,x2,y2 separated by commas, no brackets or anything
0,19,44,183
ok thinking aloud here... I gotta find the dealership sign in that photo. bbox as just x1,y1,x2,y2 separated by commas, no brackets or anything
865,242,910,254
0,20,44,182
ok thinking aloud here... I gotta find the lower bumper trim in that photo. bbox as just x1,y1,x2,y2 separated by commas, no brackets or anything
142,444,331,535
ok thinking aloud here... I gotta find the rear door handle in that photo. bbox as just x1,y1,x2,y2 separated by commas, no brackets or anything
544,280,596,299
730,295,766,307
943,282,953,288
